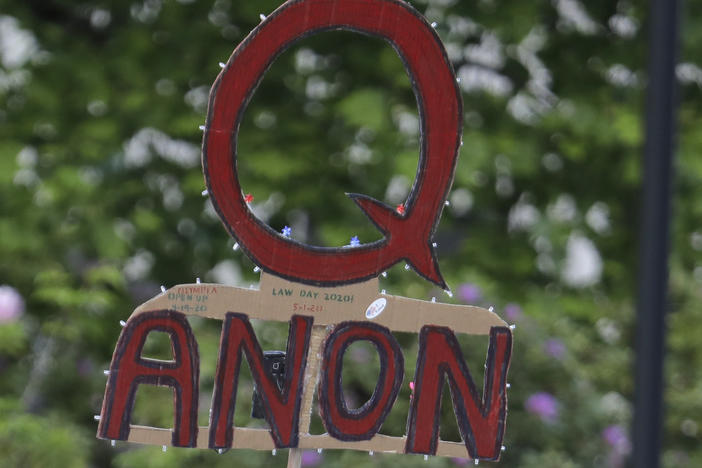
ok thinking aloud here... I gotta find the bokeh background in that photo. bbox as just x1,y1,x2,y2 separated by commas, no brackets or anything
1,0,701,467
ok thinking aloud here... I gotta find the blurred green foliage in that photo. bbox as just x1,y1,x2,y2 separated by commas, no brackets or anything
0,0,701,467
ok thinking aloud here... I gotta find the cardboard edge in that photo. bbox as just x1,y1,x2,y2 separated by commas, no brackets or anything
123,425,475,459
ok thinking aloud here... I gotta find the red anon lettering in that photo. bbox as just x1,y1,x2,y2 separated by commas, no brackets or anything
98,310,511,456
203,0,462,289
406,326,512,460
209,313,313,449
98,310,200,447
318,322,404,441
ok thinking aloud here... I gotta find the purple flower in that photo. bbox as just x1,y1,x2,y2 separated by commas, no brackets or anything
543,338,566,360
525,392,559,423
503,303,522,321
301,450,323,467
458,283,482,304
602,425,631,455
451,457,471,466
0,285,24,323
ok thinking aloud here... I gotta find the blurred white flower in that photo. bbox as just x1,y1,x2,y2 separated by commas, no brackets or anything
608,14,638,38
596,317,621,344
0,16,39,69
184,85,209,113
305,75,334,100
561,233,603,287
123,250,155,281
677,63,702,86
295,48,322,74
209,260,242,286
123,128,199,168
464,32,504,68
385,175,410,205
606,64,638,87
449,188,473,216
554,0,599,35
547,194,577,223
508,197,540,232
457,65,513,96
586,202,611,234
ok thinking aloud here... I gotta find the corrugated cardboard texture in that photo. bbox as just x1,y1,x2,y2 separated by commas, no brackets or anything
132,273,506,335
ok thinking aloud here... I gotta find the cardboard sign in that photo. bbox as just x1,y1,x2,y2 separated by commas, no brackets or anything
97,0,514,463
98,275,511,460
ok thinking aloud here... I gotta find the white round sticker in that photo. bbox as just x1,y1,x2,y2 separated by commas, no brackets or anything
365,298,387,319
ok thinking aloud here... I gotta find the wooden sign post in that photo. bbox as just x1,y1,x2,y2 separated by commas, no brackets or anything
97,0,514,464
